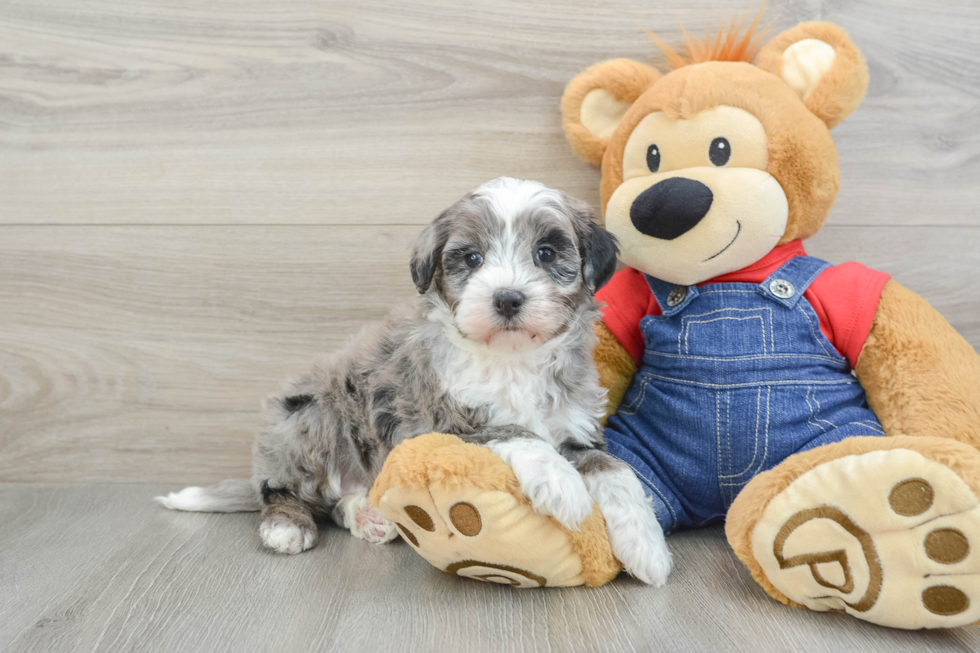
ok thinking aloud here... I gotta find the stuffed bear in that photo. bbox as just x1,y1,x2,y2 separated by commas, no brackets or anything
372,20,980,630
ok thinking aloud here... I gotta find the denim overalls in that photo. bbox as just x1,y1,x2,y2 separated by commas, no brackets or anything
604,255,885,535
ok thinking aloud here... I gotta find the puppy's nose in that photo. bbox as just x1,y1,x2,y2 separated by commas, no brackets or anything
630,177,714,240
493,290,525,319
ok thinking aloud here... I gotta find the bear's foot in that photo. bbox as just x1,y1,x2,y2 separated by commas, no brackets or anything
728,436,980,629
369,433,622,588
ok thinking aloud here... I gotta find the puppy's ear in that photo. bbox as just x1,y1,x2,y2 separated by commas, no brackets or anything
410,210,450,294
564,195,619,292
756,22,868,129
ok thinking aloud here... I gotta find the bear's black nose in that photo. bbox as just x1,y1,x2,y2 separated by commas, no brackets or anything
630,177,714,240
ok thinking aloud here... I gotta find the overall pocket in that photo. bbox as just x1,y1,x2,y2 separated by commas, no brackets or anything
717,385,772,506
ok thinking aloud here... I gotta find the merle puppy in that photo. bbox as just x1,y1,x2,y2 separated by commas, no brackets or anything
158,177,671,586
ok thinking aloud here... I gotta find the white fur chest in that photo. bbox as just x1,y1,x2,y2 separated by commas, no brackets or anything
436,341,601,445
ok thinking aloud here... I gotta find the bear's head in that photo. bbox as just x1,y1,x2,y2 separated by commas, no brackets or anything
561,21,868,285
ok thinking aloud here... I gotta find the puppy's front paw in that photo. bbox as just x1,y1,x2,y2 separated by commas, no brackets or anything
489,439,593,530
260,515,318,554
340,492,399,543
617,529,673,587
583,463,673,587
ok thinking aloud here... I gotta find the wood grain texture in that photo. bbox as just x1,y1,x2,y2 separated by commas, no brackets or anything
1,483,979,652
0,0,978,226
0,2,979,647
1,226,977,484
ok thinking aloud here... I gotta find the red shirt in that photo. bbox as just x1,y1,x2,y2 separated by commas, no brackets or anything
597,240,891,369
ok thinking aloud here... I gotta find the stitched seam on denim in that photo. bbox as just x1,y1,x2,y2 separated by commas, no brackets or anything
678,307,773,355
715,393,723,492
803,387,828,434
726,393,733,486
720,387,767,480
809,390,839,430
618,379,648,416
760,386,771,477
644,351,847,366
763,259,830,301
638,373,858,389
682,315,769,356
679,306,774,319
620,458,677,530
796,303,839,360
795,261,832,296
720,389,757,480
857,419,885,434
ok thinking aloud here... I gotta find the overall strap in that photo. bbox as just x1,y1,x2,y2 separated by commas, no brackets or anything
644,275,699,317
757,255,832,309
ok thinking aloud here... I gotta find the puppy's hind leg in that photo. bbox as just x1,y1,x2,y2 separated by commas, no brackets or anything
331,492,398,544
258,482,319,554
566,446,672,587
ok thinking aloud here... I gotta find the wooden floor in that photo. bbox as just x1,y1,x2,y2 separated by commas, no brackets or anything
2,483,980,653
2,0,979,650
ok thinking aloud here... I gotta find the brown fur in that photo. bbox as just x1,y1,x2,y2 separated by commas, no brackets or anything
576,58,843,241
560,59,660,167
593,321,637,421
370,433,622,587
726,435,980,608
856,281,980,449
756,22,869,129
564,18,980,616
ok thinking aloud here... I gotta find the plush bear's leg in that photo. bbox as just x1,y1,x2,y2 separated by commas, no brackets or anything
727,435,980,629
370,433,622,588
454,425,595,531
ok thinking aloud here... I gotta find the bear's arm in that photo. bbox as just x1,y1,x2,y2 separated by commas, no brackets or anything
593,268,656,420
856,279,980,445
594,321,637,421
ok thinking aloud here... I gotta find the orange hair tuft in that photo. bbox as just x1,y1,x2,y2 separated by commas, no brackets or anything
647,7,770,69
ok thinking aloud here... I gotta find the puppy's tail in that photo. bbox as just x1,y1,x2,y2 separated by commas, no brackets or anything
154,478,261,512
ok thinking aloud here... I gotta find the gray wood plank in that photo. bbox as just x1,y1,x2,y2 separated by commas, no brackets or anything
1,225,977,484
0,0,978,226
1,483,978,652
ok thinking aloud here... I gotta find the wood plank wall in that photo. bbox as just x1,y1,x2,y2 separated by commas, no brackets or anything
1,0,978,483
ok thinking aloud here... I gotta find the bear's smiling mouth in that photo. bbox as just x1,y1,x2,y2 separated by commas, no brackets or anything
703,220,741,262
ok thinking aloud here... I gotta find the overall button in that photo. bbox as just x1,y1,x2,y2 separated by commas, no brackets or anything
667,285,688,307
769,279,796,299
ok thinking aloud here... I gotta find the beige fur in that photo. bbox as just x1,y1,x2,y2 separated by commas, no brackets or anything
371,433,622,587
726,435,980,617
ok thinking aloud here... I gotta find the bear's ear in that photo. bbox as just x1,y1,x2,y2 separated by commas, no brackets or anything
756,22,869,128
561,59,661,165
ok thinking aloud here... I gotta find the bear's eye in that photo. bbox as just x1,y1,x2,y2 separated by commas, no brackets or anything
646,144,661,173
709,137,731,166
464,252,484,269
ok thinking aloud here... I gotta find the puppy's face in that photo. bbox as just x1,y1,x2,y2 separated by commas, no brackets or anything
411,178,618,353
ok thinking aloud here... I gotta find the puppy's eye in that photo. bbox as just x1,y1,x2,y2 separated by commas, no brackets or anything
464,252,483,269
536,246,556,264
709,137,731,166
646,144,661,173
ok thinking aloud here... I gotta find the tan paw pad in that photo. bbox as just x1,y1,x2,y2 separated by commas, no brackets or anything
378,484,590,587
752,448,980,629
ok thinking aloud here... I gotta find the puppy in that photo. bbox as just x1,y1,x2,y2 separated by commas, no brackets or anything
157,177,671,586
